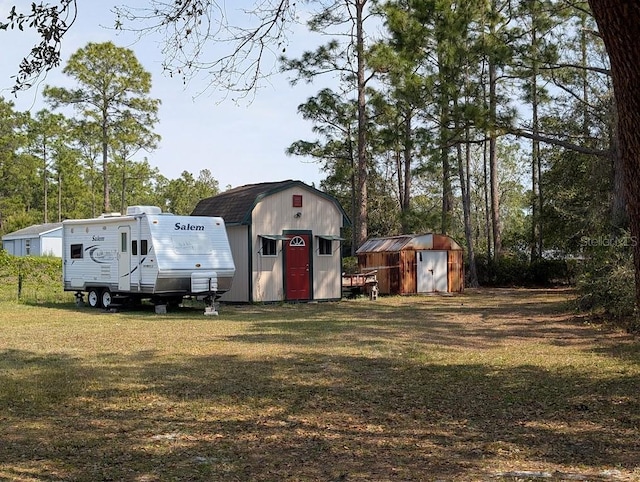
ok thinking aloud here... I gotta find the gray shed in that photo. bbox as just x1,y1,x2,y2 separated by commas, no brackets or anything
192,180,350,303
2,223,63,257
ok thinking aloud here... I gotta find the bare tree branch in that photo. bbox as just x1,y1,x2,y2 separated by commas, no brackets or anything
2,1,299,100
113,0,298,100
539,62,610,76
0,0,78,94
510,127,610,157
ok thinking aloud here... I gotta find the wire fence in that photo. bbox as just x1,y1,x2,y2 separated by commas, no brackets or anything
0,252,71,303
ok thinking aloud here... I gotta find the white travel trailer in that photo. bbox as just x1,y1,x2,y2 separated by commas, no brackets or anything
62,206,235,313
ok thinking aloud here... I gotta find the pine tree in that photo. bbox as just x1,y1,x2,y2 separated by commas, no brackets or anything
44,42,160,213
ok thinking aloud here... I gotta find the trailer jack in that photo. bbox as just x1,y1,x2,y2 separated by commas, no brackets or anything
203,295,219,316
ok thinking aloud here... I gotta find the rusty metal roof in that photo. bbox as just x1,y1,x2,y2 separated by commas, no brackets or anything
356,234,462,253
357,235,414,253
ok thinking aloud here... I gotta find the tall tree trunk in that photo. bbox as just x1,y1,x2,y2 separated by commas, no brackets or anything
42,142,48,224
489,56,502,259
458,121,479,288
607,101,627,230
484,136,492,260
481,63,492,260
347,125,357,256
401,109,412,234
102,118,110,214
121,159,127,215
580,13,590,140
588,0,640,308
440,102,453,234
90,159,97,218
531,77,542,260
58,170,62,222
530,9,542,261
395,118,404,219
488,0,502,259
355,0,368,248
436,29,454,235
531,104,541,260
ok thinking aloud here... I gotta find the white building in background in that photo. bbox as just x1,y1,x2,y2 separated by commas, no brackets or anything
2,223,63,257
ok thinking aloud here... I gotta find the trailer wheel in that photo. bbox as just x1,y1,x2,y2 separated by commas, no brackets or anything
101,289,112,309
87,289,100,308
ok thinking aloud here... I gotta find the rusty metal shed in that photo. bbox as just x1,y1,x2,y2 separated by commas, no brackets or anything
356,234,464,295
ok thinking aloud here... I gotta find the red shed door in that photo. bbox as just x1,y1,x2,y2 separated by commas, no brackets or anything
285,234,311,301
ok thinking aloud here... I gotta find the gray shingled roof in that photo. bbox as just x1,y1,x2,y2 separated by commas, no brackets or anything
2,222,63,240
191,180,350,226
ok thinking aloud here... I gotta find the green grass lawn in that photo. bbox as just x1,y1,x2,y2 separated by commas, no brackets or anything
0,289,638,481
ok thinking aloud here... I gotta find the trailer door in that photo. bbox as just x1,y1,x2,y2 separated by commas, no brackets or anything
118,226,131,291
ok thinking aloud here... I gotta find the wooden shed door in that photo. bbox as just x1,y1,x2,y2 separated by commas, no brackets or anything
285,234,311,300
417,251,448,292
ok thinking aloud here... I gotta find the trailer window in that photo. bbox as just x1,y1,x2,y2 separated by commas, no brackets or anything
70,244,83,259
132,240,148,255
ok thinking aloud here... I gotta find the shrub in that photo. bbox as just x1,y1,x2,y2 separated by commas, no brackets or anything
474,252,573,287
527,258,572,286
0,251,68,303
475,252,529,286
576,244,635,319
342,256,359,274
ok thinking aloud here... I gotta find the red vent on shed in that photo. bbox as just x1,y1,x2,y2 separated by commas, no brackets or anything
292,194,303,207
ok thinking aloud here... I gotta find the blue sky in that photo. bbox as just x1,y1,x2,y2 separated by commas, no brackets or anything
0,1,328,190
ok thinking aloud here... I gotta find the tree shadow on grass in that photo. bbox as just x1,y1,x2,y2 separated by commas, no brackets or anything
1,347,638,481
221,289,599,352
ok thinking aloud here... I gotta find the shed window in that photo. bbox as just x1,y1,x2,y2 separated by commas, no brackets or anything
70,244,83,259
25,239,31,255
290,236,305,247
259,234,288,256
262,237,277,256
318,237,332,256
316,235,344,256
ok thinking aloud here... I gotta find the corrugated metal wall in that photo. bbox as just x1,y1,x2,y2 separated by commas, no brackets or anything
357,234,464,295
448,250,464,293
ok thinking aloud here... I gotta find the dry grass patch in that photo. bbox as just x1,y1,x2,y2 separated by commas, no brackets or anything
0,289,639,481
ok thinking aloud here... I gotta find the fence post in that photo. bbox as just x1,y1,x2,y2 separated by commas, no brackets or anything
17,262,23,299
